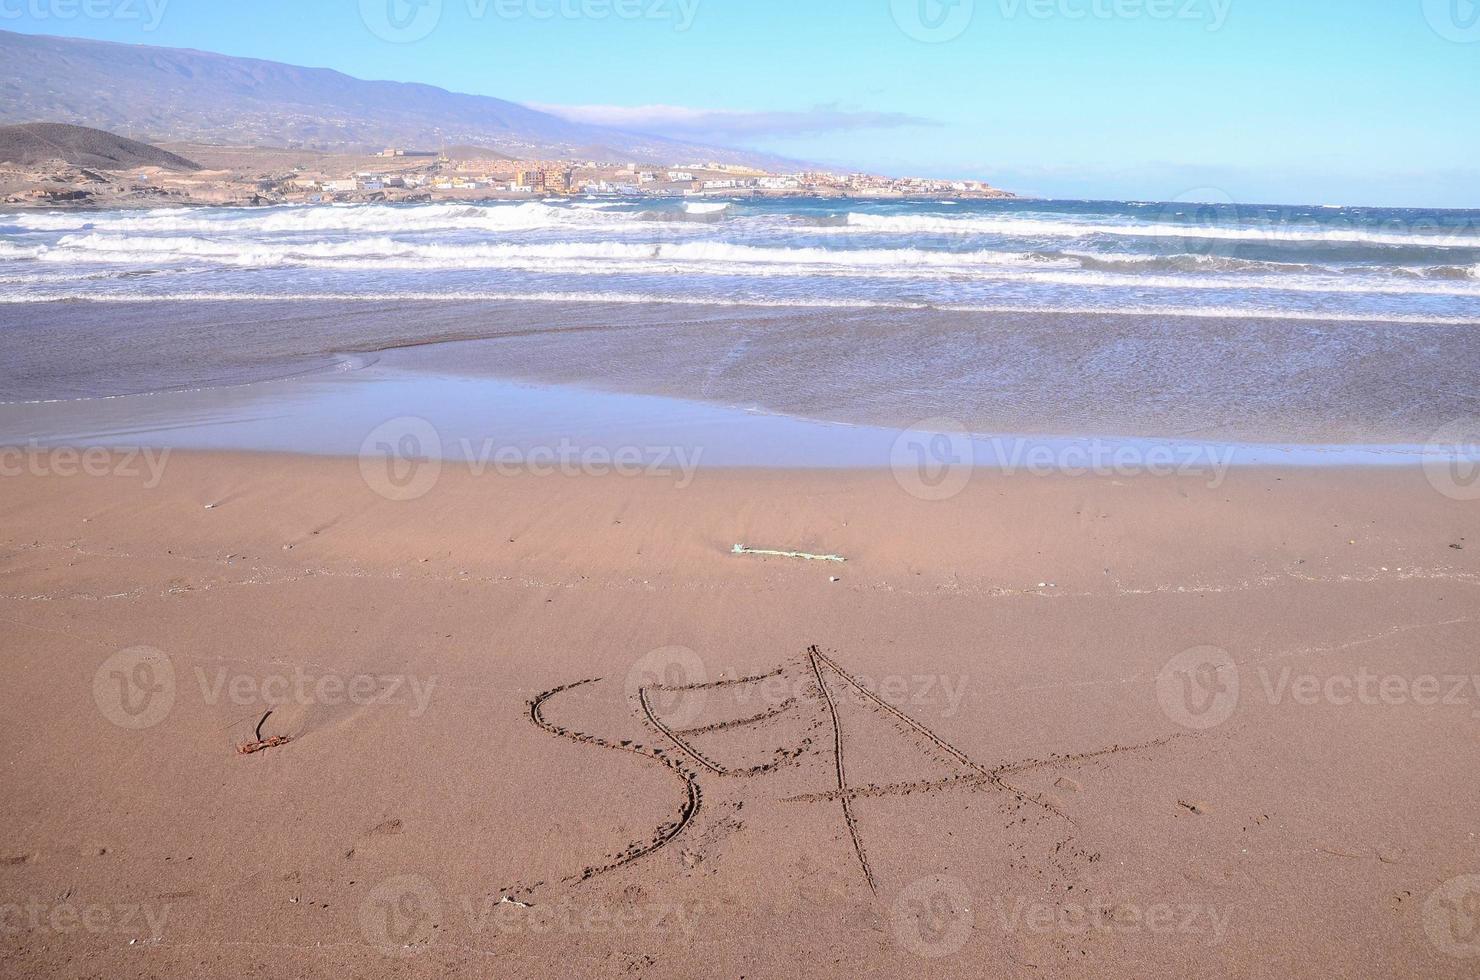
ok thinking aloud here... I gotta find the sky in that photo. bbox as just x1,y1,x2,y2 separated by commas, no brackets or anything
3,0,1478,206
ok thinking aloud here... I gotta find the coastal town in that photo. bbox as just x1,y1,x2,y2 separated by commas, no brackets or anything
292,148,1011,202
1,137,1012,208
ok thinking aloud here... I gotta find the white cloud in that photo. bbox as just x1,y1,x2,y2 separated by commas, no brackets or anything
528,103,935,141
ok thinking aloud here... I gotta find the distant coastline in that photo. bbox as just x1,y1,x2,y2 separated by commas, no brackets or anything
1,132,1012,211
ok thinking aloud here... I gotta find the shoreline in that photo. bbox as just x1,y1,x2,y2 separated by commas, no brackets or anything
2,365,1475,472
7,291,1480,325
4,300,1478,446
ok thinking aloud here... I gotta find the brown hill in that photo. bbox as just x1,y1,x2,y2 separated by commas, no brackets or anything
444,145,516,161
0,29,802,170
0,122,200,171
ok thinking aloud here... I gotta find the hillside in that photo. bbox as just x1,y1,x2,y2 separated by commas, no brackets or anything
0,122,200,171
0,29,797,169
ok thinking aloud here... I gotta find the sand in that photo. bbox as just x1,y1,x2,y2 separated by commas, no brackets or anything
8,298,1479,444
1,452,1478,977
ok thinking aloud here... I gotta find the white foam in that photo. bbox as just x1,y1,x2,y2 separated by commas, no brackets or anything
841,211,1480,248
7,201,631,236
6,202,1478,321
38,234,1058,271
0,241,46,259
28,234,1480,297
11,201,1476,252
4,289,1478,324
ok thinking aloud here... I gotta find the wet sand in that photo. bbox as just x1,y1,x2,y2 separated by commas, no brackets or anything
0,361,1444,470
2,452,1478,977
4,299,1479,443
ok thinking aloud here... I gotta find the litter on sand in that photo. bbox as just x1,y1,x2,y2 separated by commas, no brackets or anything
731,543,845,563
238,709,293,755
238,735,292,755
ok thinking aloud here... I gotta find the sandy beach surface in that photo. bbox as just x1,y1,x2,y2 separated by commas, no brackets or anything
2,451,1477,977
7,298,1480,446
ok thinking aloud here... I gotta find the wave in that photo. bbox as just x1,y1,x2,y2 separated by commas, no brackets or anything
1415,263,1480,281
28,234,1480,297
6,202,1480,324
841,212,1480,248
635,208,728,224
7,201,632,236
0,241,46,259
4,288,1478,324
1060,251,1331,276
1055,251,1477,282
0,269,154,285
1071,254,1475,282
10,201,1479,253
41,234,1061,270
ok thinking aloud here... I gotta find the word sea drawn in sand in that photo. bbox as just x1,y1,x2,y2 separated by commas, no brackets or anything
529,645,1176,893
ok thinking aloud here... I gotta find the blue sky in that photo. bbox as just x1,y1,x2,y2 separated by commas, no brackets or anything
4,0,1478,206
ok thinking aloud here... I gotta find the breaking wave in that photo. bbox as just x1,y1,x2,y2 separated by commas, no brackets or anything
4,197,1479,320
841,211,1480,248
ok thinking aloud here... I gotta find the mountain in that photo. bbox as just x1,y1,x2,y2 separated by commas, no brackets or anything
0,29,796,169
0,122,200,171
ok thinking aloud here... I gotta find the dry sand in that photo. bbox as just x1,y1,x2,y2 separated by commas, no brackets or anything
1,452,1478,977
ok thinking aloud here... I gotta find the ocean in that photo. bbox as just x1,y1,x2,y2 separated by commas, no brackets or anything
3,197,1479,451
3,197,1480,323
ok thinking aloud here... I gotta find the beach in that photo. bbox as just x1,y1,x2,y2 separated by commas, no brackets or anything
3,196,1480,977
5,0,1480,970
2,450,1478,977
